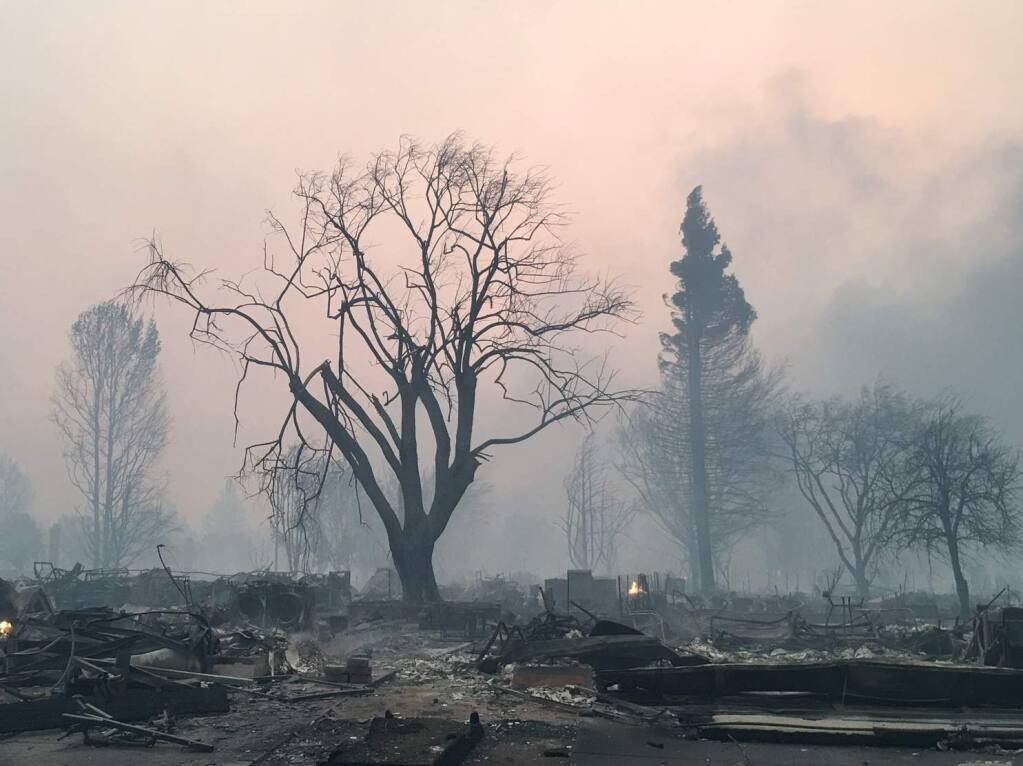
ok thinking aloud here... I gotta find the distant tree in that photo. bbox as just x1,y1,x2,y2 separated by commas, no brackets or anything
0,513,43,575
897,398,1021,617
560,434,632,574
622,187,777,591
0,457,42,574
779,383,918,599
199,480,265,573
132,135,635,603
266,445,325,573
266,445,430,575
313,468,389,577
52,301,174,569
0,454,34,518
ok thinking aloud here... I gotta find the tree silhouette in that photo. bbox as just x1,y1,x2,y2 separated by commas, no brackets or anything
132,135,636,603
659,187,758,591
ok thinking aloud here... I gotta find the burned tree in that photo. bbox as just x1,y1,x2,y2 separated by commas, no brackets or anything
620,188,778,591
132,135,635,604
898,398,1021,617
620,341,780,588
779,383,917,598
52,301,174,569
660,187,760,591
560,434,632,573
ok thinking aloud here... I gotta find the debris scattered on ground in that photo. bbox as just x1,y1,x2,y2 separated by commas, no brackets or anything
5,567,1023,762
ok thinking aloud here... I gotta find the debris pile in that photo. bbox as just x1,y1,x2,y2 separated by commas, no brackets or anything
0,606,228,737
5,566,1023,762
25,563,353,636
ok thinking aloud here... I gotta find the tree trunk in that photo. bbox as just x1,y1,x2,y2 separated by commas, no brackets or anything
393,536,441,605
686,326,715,592
947,538,971,618
853,564,870,600
91,385,103,569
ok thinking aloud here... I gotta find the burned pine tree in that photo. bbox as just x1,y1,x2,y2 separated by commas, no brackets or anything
621,187,778,592
896,398,1021,617
778,383,917,599
131,135,635,604
51,301,174,570
560,434,632,574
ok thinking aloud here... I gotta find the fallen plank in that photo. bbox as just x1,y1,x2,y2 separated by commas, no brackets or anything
297,673,373,690
287,687,373,703
697,713,1023,748
491,682,588,715
135,666,255,687
63,712,214,752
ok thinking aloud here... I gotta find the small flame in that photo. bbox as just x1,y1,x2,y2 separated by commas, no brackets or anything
0,620,12,638
628,581,644,596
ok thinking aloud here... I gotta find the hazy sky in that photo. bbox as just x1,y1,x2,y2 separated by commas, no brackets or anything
2,1,1022,573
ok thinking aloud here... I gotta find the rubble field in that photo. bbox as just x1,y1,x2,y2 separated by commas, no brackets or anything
3,566,1023,764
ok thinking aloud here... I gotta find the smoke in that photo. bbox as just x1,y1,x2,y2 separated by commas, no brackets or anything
674,73,1023,445
2,3,1021,581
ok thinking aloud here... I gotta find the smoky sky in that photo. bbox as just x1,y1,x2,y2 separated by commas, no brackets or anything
1,1,1022,576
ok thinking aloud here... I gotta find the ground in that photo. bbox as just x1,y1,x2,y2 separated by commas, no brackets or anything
2,624,1021,765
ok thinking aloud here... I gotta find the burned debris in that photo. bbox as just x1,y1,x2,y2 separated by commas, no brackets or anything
7,556,1023,764
4,564,1023,762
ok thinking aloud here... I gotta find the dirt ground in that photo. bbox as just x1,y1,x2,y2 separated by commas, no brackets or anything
3,626,1022,766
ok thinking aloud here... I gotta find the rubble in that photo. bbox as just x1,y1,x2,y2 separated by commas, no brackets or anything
476,608,705,673
25,563,354,636
5,567,1023,762
972,606,1023,667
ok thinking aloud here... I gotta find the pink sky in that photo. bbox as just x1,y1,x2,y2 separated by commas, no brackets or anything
2,1,1021,573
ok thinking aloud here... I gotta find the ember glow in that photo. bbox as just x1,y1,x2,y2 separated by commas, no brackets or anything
0,620,12,637
628,581,644,596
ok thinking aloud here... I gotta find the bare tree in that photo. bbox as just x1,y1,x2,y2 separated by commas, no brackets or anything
312,465,389,576
620,332,782,588
52,301,174,569
265,446,374,574
131,135,636,603
266,445,326,573
779,383,917,598
560,434,632,573
196,480,267,574
897,398,1021,617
